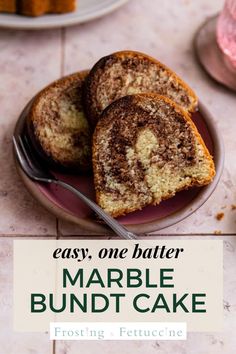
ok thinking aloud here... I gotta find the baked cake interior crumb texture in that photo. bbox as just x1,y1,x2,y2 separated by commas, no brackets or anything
0,0,76,16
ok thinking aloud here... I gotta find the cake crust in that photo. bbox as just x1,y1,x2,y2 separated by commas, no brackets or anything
27,70,92,172
85,50,198,128
20,0,76,16
93,93,215,217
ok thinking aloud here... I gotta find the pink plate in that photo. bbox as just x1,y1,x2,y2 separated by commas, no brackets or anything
14,101,224,234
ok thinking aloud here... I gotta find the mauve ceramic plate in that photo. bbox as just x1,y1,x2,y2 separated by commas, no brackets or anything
0,0,129,30
14,99,224,235
194,15,236,92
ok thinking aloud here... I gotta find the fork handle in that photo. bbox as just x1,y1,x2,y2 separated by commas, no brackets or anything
53,180,137,240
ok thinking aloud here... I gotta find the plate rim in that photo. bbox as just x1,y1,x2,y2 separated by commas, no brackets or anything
0,0,130,30
13,98,224,235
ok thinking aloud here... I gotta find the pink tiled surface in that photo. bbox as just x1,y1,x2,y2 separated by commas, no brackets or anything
0,0,236,353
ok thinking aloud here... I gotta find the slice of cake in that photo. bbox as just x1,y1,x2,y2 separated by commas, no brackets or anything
19,0,76,16
85,50,198,128
0,0,16,13
93,94,215,217
0,0,76,16
27,71,91,172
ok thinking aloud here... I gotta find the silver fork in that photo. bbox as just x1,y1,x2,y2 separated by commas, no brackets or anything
13,135,137,240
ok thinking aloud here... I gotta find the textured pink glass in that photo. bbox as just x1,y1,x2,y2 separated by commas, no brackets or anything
217,0,236,68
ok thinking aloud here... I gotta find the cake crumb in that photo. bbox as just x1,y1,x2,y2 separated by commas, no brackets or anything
231,204,236,210
214,230,222,235
216,212,224,221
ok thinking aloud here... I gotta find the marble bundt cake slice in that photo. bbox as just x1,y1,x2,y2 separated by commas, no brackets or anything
27,71,91,172
0,0,16,13
85,50,198,128
93,94,215,217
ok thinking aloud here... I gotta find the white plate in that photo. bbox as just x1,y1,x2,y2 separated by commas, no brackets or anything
0,0,129,30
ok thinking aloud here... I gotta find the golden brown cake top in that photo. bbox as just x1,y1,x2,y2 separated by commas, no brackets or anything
28,71,92,172
85,51,198,128
93,93,215,217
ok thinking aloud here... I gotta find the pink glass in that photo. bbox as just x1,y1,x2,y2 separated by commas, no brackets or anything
217,0,236,68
